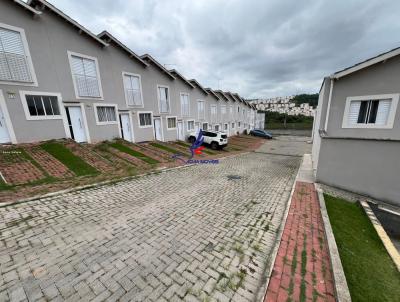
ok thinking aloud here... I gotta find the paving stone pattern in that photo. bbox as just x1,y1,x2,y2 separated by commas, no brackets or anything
0,141,304,302
264,182,335,302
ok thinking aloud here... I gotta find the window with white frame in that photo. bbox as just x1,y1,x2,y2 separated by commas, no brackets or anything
197,100,205,119
202,122,208,130
138,112,152,127
187,120,194,131
96,106,117,124
180,93,190,116
224,123,228,131
158,86,170,113
69,53,101,98
123,73,142,106
221,105,226,117
238,122,241,127
343,94,398,128
167,117,177,129
214,124,220,131
210,105,217,122
232,122,235,128
0,25,35,84
24,94,60,118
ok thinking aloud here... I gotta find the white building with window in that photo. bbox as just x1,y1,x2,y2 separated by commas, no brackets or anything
312,47,400,207
0,0,257,146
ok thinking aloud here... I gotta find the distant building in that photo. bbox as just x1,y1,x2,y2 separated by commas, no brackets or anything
248,96,315,117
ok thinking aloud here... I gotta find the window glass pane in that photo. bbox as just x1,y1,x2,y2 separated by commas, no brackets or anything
168,118,176,128
139,114,145,125
145,113,151,125
97,106,116,122
139,113,151,126
34,96,45,116
42,96,54,115
26,95,37,116
367,100,379,123
357,101,368,123
50,96,60,115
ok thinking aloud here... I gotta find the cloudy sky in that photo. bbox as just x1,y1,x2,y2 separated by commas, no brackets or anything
47,0,400,98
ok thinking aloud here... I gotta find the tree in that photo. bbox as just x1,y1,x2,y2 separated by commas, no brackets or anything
292,94,319,108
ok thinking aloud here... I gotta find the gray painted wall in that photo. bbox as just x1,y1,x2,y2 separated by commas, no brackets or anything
316,138,400,206
313,54,400,206
326,56,400,139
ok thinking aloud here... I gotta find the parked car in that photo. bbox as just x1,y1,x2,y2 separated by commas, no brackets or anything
249,129,273,139
188,130,228,150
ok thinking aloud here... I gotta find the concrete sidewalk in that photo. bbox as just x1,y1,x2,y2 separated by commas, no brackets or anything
264,155,336,302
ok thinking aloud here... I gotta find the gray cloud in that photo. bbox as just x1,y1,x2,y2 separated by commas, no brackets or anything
48,0,400,98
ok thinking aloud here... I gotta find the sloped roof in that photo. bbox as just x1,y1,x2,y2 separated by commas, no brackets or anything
213,90,230,102
222,92,237,102
140,54,176,80
232,93,245,103
169,69,195,88
205,88,221,100
98,31,148,67
331,46,400,79
189,79,209,95
228,92,242,103
28,0,108,47
14,0,42,15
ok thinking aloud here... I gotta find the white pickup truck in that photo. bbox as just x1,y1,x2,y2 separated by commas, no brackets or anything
188,130,228,150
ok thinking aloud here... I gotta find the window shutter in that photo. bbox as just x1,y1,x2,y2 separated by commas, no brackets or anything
159,87,169,112
124,75,141,106
375,99,391,125
347,101,361,125
71,56,100,97
0,28,32,82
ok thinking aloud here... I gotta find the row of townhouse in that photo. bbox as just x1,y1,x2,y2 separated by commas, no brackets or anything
0,0,257,145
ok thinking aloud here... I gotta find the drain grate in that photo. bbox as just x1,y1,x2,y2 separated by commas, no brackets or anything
227,175,242,180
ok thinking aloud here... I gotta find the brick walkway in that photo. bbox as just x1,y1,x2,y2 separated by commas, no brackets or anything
264,182,336,302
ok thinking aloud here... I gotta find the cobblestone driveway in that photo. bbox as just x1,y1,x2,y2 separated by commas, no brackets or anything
0,138,309,302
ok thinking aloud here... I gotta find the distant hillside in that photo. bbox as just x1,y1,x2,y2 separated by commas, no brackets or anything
293,94,318,107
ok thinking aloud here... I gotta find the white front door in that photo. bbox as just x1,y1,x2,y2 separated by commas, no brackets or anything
154,118,162,141
67,106,87,143
120,113,133,142
0,106,11,144
177,121,184,141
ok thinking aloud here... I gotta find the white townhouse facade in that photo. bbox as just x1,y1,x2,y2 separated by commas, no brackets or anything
0,0,257,145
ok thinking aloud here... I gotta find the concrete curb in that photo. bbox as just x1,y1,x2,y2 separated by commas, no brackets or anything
0,151,251,208
315,184,352,302
259,154,305,302
359,201,400,272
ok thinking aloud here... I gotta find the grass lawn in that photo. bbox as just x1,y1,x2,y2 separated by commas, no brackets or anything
110,142,159,165
41,142,98,176
325,194,400,302
150,142,185,155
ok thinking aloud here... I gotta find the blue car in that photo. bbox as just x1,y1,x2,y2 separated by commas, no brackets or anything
249,129,273,139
